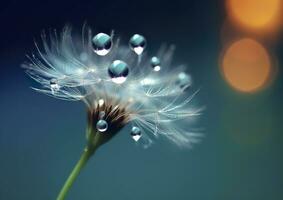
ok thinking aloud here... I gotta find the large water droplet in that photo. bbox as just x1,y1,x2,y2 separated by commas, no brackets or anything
131,126,142,142
151,56,161,71
129,34,146,55
108,60,129,84
96,120,108,132
176,72,192,89
50,78,60,94
92,33,112,56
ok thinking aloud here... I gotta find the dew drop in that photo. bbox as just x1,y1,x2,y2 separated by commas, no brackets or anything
108,60,129,84
151,56,161,71
92,33,112,56
99,111,106,119
96,120,108,132
129,34,146,55
176,72,192,89
50,78,60,94
131,126,142,142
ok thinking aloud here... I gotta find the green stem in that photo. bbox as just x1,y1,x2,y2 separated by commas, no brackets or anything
56,147,95,200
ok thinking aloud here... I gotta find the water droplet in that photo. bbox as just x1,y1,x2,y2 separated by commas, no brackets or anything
129,34,146,55
92,33,112,56
176,72,192,89
50,78,60,94
96,120,108,132
131,126,142,142
108,60,129,84
99,111,106,119
151,56,161,71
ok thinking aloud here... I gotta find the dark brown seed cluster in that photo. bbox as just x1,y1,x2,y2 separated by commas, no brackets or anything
87,100,130,146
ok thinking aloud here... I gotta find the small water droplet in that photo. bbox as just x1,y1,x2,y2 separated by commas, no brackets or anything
129,34,146,55
92,33,112,56
131,126,142,142
50,78,60,94
151,56,161,71
99,111,106,119
108,60,129,84
176,72,191,89
96,120,108,132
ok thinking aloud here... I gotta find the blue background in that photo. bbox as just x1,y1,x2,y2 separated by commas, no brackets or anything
0,0,282,199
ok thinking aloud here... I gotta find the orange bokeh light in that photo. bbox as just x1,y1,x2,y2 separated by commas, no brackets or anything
221,38,271,93
226,0,281,30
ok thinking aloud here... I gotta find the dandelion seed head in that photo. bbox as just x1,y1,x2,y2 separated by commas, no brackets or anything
23,25,203,148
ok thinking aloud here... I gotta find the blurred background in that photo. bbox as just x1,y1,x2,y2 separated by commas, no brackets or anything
0,0,282,199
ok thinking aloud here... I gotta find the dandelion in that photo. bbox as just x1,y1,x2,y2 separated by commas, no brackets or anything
23,25,203,200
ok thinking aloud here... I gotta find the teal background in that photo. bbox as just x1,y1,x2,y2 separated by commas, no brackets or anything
0,0,282,199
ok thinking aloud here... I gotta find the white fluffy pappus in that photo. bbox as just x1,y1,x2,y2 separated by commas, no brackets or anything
23,25,204,148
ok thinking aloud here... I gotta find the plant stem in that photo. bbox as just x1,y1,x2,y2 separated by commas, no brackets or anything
56,147,95,200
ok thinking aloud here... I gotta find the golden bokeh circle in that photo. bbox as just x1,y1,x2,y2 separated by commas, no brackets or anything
227,0,281,29
222,38,271,92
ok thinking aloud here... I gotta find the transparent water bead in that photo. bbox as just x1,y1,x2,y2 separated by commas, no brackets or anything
99,111,106,119
151,56,161,71
50,78,60,94
130,126,142,142
92,33,112,56
108,60,129,84
96,120,108,132
129,34,146,55
176,72,192,89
